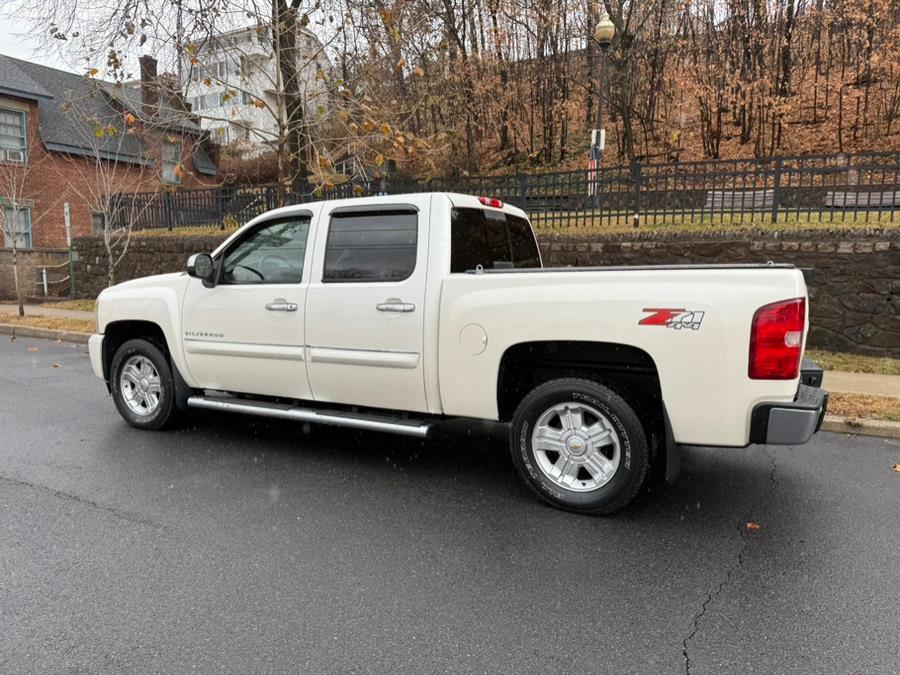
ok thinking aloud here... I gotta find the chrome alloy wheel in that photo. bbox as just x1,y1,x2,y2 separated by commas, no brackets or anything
531,402,621,492
119,355,162,417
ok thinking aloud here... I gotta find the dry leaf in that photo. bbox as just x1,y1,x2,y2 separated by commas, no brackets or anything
28,347,39,352
892,464,900,473
52,363,61,368
746,522,761,530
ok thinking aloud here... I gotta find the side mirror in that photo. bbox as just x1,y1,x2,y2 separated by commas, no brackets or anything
187,253,215,284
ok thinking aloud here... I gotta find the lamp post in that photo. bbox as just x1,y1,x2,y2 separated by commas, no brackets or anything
591,11,615,208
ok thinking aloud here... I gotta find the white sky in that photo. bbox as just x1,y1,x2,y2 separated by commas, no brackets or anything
0,9,79,72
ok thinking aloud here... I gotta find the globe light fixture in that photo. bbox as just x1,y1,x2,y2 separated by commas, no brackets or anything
594,13,615,49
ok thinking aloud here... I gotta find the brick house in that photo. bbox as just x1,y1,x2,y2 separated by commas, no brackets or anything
0,54,219,250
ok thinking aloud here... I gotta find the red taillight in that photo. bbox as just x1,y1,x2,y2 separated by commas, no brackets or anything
478,196,504,208
749,298,806,379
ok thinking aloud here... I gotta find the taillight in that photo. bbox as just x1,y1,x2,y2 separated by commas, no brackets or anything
749,298,806,379
478,196,504,208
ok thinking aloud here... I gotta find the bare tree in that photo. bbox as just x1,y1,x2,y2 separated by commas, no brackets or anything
0,149,55,315
7,0,898,172
52,88,163,287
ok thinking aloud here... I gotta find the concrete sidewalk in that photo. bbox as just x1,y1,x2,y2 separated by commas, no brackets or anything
0,303,93,320
824,371,900,398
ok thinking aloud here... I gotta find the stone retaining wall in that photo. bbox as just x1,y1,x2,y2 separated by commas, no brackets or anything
67,227,899,357
71,234,229,298
540,228,899,357
0,248,70,300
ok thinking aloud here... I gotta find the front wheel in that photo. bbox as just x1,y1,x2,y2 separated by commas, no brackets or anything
509,378,649,514
110,338,177,430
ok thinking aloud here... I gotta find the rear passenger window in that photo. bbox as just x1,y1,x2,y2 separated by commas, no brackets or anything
323,210,418,282
451,207,541,273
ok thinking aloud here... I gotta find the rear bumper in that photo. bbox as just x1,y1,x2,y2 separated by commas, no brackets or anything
749,383,828,445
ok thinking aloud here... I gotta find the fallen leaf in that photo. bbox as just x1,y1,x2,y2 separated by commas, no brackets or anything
52,363,61,368
28,347,39,352
746,522,761,530
892,464,900,473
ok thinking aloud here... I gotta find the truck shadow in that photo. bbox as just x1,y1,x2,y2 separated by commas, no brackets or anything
165,409,794,522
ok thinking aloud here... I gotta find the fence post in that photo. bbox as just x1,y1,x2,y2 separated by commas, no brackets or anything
517,173,527,207
165,192,175,231
216,187,224,228
631,161,642,227
771,157,783,223
68,247,76,298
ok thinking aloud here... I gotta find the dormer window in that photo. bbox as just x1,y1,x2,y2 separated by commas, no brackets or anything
0,109,27,163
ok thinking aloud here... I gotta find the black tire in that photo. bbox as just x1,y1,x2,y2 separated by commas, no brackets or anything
509,378,649,514
110,338,178,430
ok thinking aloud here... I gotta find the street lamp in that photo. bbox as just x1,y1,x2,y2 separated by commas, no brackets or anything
590,12,615,208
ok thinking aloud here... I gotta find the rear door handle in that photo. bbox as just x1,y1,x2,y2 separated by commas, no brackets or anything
376,302,416,313
265,299,298,312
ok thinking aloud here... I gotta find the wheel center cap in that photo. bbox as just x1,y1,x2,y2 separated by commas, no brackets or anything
566,437,587,456
139,377,149,391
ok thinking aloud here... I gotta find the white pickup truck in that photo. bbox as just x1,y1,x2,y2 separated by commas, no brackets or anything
89,193,827,514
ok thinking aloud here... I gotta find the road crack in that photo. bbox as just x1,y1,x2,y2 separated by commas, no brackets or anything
0,473,165,530
681,448,780,674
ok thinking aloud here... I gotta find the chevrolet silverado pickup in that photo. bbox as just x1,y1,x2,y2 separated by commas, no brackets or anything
88,193,828,514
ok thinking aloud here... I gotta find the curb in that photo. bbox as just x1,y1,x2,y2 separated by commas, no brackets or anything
0,323,91,344
821,414,900,440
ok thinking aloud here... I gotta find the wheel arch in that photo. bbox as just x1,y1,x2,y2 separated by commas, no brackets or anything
102,320,192,410
496,340,678,483
102,320,169,379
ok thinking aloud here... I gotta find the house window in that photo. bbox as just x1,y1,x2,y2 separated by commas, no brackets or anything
91,212,106,235
0,109,27,163
215,59,235,80
240,90,253,105
219,90,238,107
2,207,32,249
162,140,182,184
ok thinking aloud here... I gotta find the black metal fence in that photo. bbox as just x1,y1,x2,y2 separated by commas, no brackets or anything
119,150,900,230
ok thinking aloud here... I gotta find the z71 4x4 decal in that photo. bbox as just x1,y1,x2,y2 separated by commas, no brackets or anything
639,308,705,331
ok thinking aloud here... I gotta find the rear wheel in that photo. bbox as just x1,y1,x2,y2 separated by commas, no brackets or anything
509,378,649,514
110,339,177,430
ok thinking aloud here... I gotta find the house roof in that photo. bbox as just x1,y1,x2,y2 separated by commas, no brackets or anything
0,54,215,173
0,57,53,101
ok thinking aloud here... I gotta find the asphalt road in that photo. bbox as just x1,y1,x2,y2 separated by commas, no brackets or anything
1,337,898,674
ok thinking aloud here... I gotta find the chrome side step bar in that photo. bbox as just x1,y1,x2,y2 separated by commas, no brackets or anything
186,395,433,438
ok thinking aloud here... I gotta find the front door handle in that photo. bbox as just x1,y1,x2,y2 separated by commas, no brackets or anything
376,301,416,313
265,299,298,312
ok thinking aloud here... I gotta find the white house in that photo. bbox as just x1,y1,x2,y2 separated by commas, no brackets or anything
182,24,331,154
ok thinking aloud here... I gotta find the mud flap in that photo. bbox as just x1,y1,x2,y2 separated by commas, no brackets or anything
663,405,682,484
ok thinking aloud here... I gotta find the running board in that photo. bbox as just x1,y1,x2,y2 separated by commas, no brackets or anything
186,395,433,438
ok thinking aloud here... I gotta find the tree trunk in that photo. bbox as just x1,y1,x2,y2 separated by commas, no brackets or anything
274,0,308,205
12,244,24,316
